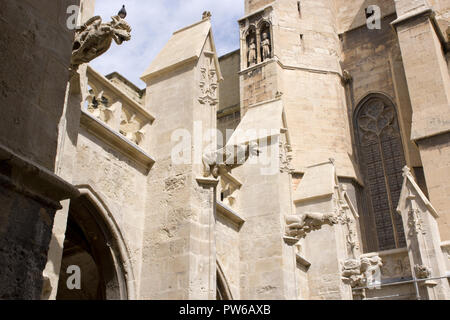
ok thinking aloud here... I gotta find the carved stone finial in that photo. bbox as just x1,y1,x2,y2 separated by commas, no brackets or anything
402,165,411,178
275,91,283,99
71,15,132,70
202,11,212,20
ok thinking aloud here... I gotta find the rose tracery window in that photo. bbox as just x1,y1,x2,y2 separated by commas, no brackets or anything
355,95,406,251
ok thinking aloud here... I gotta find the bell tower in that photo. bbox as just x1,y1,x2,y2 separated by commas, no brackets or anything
239,0,357,181
231,0,360,300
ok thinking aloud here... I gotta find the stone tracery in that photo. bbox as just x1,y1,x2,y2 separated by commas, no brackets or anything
355,95,407,251
199,53,219,105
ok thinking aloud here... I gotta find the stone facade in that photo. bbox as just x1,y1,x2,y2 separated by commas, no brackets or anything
0,0,449,300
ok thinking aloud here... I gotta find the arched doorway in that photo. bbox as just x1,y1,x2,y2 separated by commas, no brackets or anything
354,93,407,251
56,193,129,300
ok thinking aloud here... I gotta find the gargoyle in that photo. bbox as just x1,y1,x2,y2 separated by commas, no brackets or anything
341,259,365,288
71,15,131,69
285,212,339,239
203,141,260,178
342,255,383,289
414,264,431,279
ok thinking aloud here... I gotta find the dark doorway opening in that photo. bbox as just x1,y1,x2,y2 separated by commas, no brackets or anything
56,196,126,300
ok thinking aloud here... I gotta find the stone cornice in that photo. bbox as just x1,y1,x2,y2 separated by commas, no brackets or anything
391,7,449,53
196,177,219,188
238,3,275,23
391,7,432,27
216,201,246,228
80,110,155,172
0,144,80,209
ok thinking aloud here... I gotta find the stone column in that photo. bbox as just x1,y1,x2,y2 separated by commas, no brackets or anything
41,67,87,300
0,146,79,299
392,0,450,240
0,0,81,299
256,29,262,64
396,167,450,300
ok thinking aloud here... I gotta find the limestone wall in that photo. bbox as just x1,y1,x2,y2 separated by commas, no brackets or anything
139,19,221,299
73,130,148,293
428,0,450,41
418,133,450,240
238,0,356,178
245,0,274,15
393,0,450,241
218,50,241,146
139,64,196,300
0,0,78,171
217,108,241,146
219,50,240,112
442,241,450,272
275,0,355,178
274,0,342,70
0,0,81,300
240,62,280,113
340,14,422,169
395,14,450,141
233,140,297,300
334,0,396,33
281,69,356,178
216,216,241,299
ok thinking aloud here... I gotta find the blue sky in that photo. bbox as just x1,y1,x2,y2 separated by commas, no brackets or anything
90,0,244,89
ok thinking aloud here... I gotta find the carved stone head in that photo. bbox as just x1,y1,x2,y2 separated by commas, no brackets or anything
109,15,132,45
71,15,131,67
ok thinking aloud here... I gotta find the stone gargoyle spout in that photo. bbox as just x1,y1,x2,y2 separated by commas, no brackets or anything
285,212,339,239
71,15,132,69
202,141,261,178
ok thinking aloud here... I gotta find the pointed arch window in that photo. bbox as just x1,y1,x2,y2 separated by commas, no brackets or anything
355,94,406,251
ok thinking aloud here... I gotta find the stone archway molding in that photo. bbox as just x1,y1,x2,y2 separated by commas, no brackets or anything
216,258,233,300
75,184,137,300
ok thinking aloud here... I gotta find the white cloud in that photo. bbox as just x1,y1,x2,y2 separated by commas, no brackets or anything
89,0,244,89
